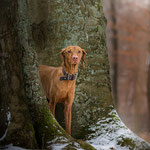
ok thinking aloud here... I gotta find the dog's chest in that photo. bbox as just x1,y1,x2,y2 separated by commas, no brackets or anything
54,81,75,101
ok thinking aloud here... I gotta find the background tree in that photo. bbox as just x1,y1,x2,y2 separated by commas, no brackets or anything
103,0,150,142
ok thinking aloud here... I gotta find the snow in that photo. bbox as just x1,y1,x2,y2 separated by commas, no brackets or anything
47,136,84,150
51,143,84,150
0,144,27,150
51,143,69,150
86,109,150,150
0,110,11,141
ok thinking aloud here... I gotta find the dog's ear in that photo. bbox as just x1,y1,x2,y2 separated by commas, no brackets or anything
61,48,66,66
82,49,86,68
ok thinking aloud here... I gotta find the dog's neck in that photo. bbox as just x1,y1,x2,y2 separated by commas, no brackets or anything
62,62,78,74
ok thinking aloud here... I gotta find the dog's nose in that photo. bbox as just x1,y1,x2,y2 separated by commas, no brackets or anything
72,55,78,61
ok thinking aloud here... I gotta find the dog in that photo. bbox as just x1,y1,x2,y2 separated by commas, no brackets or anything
39,46,86,135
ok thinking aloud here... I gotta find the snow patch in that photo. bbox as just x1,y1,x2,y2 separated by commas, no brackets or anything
86,109,150,150
0,144,27,150
0,110,11,141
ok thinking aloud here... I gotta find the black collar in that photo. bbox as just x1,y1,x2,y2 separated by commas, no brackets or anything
60,67,78,80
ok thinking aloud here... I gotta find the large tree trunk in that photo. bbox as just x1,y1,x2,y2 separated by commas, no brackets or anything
0,0,37,148
0,0,95,149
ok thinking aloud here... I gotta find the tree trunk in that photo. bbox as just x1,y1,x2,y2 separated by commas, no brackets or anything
0,0,95,149
109,0,118,107
0,0,37,148
103,0,150,143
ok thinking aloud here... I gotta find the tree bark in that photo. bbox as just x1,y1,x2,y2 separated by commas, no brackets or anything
110,0,118,107
0,0,37,148
0,0,95,149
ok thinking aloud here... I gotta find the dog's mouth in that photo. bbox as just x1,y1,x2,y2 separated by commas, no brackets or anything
72,60,78,64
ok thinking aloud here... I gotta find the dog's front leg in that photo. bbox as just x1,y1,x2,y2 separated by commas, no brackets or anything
49,100,56,117
64,102,72,135
68,105,72,135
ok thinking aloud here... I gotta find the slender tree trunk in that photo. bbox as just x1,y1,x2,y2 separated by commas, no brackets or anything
110,0,118,106
147,44,150,131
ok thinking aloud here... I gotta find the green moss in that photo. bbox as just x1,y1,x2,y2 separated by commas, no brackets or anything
97,3,102,11
117,137,136,149
32,104,95,149
77,140,96,150
34,104,67,147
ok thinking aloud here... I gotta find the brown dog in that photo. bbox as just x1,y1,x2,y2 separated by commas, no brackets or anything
39,46,86,134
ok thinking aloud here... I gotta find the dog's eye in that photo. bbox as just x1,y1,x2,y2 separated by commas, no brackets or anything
78,50,81,53
68,50,71,53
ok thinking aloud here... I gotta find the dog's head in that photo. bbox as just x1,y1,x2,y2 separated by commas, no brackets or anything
61,46,86,68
